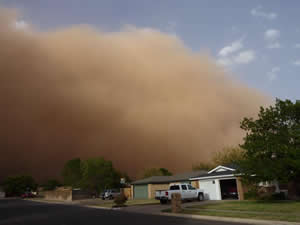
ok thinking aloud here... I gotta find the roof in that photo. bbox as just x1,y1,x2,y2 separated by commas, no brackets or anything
190,164,239,180
131,170,207,185
192,170,235,179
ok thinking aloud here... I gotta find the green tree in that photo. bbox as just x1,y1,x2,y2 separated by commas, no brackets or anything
119,172,132,185
239,99,300,199
192,162,215,171
193,147,245,171
142,168,172,178
2,175,37,196
212,147,245,166
42,179,62,191
80,157,121,193
62,158,82,187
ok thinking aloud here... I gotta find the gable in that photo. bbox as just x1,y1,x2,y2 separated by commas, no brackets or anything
208,165,235,174
215,168,227,172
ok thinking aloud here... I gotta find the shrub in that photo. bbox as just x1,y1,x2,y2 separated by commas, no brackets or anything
42,179,62,191
271,192,286,200
2,175,37,197
244,189,259,200
113,194,127,207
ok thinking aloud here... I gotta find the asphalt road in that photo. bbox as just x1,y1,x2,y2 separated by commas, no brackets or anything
0,199,247,225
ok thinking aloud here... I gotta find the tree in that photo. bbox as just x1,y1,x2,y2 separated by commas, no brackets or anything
80,157,121,193
192,162,215,171
193,147,245,171
142,168,172,178
212,147,245,166
2,175,37,197
42,179,62,191
119,172,132,186
239,99,300,199
62,158,82,187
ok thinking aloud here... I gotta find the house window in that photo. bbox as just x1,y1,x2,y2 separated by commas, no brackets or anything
212,180,215,184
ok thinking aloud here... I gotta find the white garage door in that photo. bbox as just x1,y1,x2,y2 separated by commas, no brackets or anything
200,180,221,200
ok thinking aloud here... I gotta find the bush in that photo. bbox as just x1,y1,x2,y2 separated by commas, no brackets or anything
113,194,127,207
2,175,37,197
271,192,286,200
42,179,62,191
244,189,259,200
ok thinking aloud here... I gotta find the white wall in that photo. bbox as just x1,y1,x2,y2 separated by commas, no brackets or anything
199,179,221,200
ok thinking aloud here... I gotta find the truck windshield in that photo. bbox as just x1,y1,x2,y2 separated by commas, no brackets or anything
170,185,180,190
188,185,196,190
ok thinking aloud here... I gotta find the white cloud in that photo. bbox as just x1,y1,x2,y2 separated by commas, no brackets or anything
295,44,300,48
233,50,255,64
218,39,243,57
267,42,281,49
293,60,300,66
264,29,281,49
15,20,28,30
251,6,277,20
264,29,280,41
267,67,280,81
216,38,255,67
217,58,233,66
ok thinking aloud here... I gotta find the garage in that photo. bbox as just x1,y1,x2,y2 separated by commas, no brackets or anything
199,179,220,200
133,184,148,199
190,165,244,200
220,179,239,200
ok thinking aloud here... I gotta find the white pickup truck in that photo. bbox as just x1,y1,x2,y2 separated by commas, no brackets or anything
155,183,204,204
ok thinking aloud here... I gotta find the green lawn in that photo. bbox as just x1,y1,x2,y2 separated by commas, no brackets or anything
126,199,160,206
178,201,300,222
188,200,300,213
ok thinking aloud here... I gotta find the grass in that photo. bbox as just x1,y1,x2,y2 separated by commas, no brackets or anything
126,199,160,206
180,209,300,222
86,199,160,208
175,201,300,222
187,200,300,213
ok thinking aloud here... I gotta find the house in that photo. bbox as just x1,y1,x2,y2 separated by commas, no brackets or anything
190,165,247,200
131,170,207,199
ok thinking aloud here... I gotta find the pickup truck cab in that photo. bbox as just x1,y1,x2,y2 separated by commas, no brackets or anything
155,183,204,204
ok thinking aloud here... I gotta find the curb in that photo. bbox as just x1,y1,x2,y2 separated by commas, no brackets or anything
24,199,77,205
84,205,119,210
25,199,117,210
161,212,300,225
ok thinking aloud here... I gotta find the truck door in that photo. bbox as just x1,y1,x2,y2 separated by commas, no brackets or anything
181,184,188,199
188,184,197,198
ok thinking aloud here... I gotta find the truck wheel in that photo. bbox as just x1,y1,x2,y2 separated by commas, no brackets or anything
198,193,204,201
160,199,167,204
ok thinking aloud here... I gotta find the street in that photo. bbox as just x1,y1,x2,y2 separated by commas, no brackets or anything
0,199,248,225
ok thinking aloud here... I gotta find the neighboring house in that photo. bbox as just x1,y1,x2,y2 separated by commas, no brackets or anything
131,171,207,199
0,187,5,198
190,165,246,200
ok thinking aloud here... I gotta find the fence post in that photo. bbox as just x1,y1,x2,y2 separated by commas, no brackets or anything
171,193,182,213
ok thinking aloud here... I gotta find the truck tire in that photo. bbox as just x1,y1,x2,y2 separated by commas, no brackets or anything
160,199,167,204
198,193,204,201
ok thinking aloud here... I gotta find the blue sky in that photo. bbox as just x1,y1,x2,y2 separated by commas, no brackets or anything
2,0,300,100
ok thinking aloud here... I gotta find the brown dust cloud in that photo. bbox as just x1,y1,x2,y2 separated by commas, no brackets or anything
0,8,267,181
